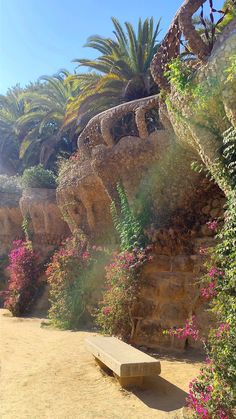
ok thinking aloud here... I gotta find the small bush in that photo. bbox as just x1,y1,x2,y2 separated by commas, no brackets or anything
0,175,22,194
46,236,105,329
3,240,40,316
21,165,57,189
96,246,152,339
96,183,152,339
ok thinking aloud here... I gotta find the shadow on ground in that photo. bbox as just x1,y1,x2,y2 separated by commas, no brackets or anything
133,375,188,411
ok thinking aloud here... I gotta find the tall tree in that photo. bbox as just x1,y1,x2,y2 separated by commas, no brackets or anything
0,86,26,174
16,71,79,169
63,17,161,130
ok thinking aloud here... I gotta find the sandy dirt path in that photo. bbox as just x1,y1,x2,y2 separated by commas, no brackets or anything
0,309,202,419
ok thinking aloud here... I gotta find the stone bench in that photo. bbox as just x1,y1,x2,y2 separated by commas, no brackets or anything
86,336,161,388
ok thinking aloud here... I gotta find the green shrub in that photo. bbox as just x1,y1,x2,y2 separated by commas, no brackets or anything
96,247,151,339
46,236,106,329
0,175,22,194
164,57,194,93
21,165,57,189
225,54,236,83
186,192,236,418
222,127,236,187
111,184,146,251
96,184,152,339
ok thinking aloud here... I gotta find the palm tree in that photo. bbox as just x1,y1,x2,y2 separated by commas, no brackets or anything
63,17,161,130
16,71,80,169
0,86,26,174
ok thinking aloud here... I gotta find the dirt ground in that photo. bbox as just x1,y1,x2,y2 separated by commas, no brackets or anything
0,309,202,419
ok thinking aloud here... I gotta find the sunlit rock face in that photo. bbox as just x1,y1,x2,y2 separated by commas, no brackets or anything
0,191,23,256
20,188,70,257
57,130,206,240
132,184,225,351
168,18,236,177
57,156,113,243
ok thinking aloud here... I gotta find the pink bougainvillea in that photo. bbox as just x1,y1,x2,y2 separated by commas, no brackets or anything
187,362,231,419
164,315,199,341
206,220,218,231
200,280,217,299
96,246,152,338
3,240,40,316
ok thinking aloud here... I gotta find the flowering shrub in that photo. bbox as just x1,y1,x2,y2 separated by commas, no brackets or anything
187,362,233,419
3,240,40,316
163,316,199,341
46,236,106,329
96,247,152,339
206,220,218,232
96,184,152,339
200,281,217,300
186,193,236,418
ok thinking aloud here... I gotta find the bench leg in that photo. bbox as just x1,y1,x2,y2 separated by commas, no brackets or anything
94,357,144,389
94,357,112,374
114,374,144,389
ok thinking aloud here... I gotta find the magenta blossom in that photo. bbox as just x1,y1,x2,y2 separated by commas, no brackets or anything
216,323,230,339
103,306,112,315
200,281,217,299
208,267,224,278
165,316,199,341
206,220,218,231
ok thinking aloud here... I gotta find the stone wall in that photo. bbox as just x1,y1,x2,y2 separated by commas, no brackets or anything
20,188,70,258
0,188,69,290
0,191,23,256
132,185,225,351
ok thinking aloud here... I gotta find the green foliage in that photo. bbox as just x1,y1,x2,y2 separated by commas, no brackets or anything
225,54,236,83
205,193,236,414
165,57,220,112
0,86,26,174
222,127,236,187
46,236,106,329
16,71,79,168
96,247,151,339
187,183,236,417
0,175,22,194
22,214,32,241
111,184,145,251
64,17,161,128
164,57,194,93
21,165,57,189
96,184,151,339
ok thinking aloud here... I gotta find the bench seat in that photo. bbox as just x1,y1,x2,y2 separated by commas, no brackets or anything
86,336,161,387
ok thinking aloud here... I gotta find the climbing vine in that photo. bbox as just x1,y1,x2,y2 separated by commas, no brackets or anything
96,185,152,340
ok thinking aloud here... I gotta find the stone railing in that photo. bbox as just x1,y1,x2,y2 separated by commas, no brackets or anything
77,95,166,157
150,0,235,89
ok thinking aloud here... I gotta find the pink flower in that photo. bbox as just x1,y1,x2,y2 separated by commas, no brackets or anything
216,323,230,339
165,316,199,341
206,220,218,231
82,251,90,260
200,281,217,299
208,267,218,277
103,306,112,315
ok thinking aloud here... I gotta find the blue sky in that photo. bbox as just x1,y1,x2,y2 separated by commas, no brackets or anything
0,0,224,94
